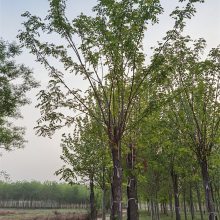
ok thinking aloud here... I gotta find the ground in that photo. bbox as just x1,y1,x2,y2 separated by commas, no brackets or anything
0,209,88,220
0,209,208,220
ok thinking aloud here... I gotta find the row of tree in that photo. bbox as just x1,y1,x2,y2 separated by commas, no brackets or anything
0,0,219,220
0,181,89,206
18,0,220,219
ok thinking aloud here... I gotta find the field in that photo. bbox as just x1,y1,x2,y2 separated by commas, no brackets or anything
0,209,89,220
0,209,209,220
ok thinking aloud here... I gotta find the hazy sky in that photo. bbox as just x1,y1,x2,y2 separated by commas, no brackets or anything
0,0,219,182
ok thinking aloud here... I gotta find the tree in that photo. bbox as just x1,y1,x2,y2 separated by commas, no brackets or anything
18,0,204,219
152,32,220,219
18,1,162,218
56,115,111,220
0,39,38,151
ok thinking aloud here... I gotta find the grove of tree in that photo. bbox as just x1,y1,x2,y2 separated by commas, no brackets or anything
0,0,218,220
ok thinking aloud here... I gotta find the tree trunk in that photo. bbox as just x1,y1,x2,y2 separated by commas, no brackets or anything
102,188,106,220
156,201,160,220
151,199,155,220
127,177,138,220
169,191,173,218
155,192,160,220
111,143,123,220
183,188,188,220
162,202,168,215
171,169,181,220
90,176,96,220
200,159,216,220
214,183,220,220
189,184,195,220
147,201,150,214
126,143,139,220
102,166,106,220
195,182,204,220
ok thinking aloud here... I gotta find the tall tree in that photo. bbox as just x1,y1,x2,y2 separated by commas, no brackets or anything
18,0,204,218
18,1,162,218
152,32,220,219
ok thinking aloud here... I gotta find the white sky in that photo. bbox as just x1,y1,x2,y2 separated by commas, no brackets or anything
0,0,219,182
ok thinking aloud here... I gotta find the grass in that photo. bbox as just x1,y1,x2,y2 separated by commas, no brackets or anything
138,211,209,220
0,209,89,220
0,209,210,220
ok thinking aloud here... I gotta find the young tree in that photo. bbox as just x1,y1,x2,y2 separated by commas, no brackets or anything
56,115,111,220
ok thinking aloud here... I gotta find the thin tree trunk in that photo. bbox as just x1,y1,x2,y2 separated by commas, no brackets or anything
171,169,181,220
90,175,96,220
162,202,168,215
214,183,220,219
200,159,216,220
156,201,160,220
102,188,106,220
195,182,204,220
189,184,195,220
183,188,188,220
147,201,150,214
155,192,160,220
126,143,138,220
169,191,173,218
111,142,123,220
151,199,155,220
102,165,106,220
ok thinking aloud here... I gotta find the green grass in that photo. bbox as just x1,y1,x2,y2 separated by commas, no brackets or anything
138,211,208,220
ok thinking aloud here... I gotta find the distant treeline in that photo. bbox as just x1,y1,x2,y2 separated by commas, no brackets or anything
0,181,89,208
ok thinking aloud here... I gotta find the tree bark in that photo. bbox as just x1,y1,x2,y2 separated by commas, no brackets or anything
169,191,173,218
155,192,160,220
151,199,155,220
89,176,96,220
171,169,181,220
126,143,139,220
183,188,188,220
127,177,139,220
189,184,195,220
102,188,106,220
102,166,106,220
111,143,123,220
214,183,220,220
200,159,216,220
195,182,204,220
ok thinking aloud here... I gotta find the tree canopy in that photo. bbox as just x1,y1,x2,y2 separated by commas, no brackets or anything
0,39,38,151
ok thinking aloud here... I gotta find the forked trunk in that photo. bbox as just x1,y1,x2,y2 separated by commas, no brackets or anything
200,159,216,220
111,143,123,220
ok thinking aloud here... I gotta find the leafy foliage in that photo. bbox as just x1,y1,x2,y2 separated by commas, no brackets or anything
0,39,39,151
